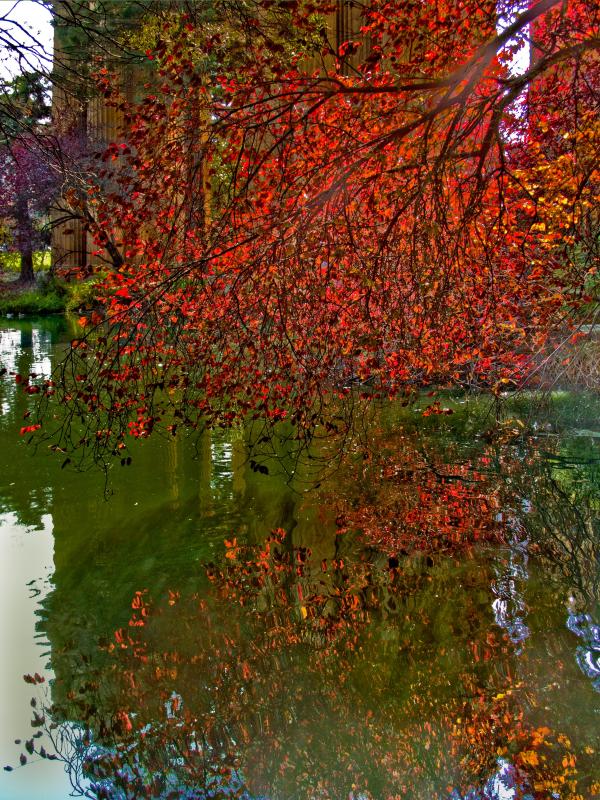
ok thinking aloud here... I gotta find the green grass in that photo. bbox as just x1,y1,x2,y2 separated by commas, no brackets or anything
0,289,65,316
0,251,52,272
0,267,104,317
0,250,66,316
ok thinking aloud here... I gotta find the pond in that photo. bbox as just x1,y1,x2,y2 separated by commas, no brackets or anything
1,317,599,800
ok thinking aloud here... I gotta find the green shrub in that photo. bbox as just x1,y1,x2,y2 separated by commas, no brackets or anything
0,272,103,318
0,267,68,316
0,289,65,316
64,277,104,313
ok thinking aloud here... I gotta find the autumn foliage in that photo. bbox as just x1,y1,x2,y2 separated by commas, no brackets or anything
35,0,599,459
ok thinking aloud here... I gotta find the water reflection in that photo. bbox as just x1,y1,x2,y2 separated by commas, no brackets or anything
1,319,600,799
449,758,535,800
491,518,530,653
567,603,600,691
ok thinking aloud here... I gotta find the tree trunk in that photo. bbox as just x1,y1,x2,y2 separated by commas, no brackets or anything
14,196,35,284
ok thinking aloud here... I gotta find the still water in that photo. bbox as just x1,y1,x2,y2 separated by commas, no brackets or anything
0,318,599,800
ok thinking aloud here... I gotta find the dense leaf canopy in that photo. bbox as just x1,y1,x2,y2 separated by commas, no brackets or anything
26,0,600,463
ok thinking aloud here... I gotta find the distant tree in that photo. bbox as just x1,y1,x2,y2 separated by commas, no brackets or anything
0,135,58,282
0,72,56,283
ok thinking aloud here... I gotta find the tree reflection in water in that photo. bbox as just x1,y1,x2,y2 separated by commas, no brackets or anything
566,603,600,692
491,518,530,654
10,427,600,799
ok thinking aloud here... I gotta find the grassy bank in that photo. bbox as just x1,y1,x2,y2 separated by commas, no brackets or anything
0,251,63,315
0,287,66,316
0,276,103,316
0,251,105,317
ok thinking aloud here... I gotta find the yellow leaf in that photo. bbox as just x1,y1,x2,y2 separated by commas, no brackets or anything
520,750,539,767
